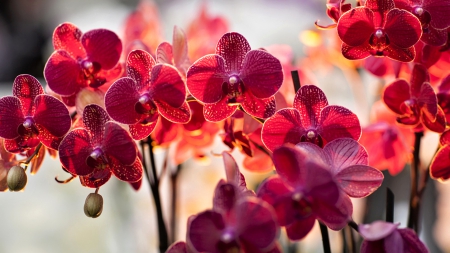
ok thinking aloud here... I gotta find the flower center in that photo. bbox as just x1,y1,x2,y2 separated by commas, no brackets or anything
80,59,105,88
224,75,245,105
87,148,109,170
22,117,34,129
306,130,316,139
414,7,424,16
135,94,157,115
375,29,383,39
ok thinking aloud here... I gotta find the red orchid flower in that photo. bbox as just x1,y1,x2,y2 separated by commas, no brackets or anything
337,0,422,61
430,130,450,181
295,138,383,199
360,100,414,176
104,49,191,140
156,26,190,76
188,181,278,253
58,104,142,188
436,73,450,123
221,117,253,157
383,63,446,132
395,0,450,46
359,221,429,253
0,74,71,153
262,85,361,151
44,23,123,106
257,145,351,241
186,32,283,122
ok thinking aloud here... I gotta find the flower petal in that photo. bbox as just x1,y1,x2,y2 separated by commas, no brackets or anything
216,32,251,72
398,228,429,252
151,117,179,146
105,77,141,124
0,96,24,139
150,64,186,108
422,104,446,133
35,125,64,150
383,79,411,115
82,29,122,70
336,165,384,198
337,7,375,46
384,9,422,48
13,74,43,116
262,108,304,152
293,85,329,129
240,50,283,98
110,156,142,182
272,145,310,186
188,210,224,253
127,49,156,91
166,242,187,253
156,42,173,65
103,122,136,166
186,54,227,103
223,152,247,190
82,104,110,146
172,26,189,71
59,128,93,176
52,22,86,59
79,168,111,188
129,121,157,140
421,26,448,47
384,45,416,62
319,105,361,143
203,97,238,122
240,92,276,119
430,145,450,180
155,100,191,123
365,0,395,17
418,82,437,120
324,138,369,172
285,216,316,241
358,221,399,241
44,50,81,96
410,64,430,98
341,43,372,60
33,95,71,137
384,230,404,253
424,0,450,29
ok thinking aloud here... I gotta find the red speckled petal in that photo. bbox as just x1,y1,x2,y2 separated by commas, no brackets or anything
422,105,446,133
216,32,251,72
13,74,43,116
151,117,180,146
318,105,361,143
0,96,24,139
110,156,142,182
337,7,375,46
82,104,110,146
172,26,189,71
440,129,450,146
240,92,276,119
424,0,450,29
4,136,39,154
293,85,329,129
383,79,411,115
44,50,81,96
35,125,64,150
240,50,283,98
127,49,155,91
336,165,384,198
129,121,157,140
156,42,173,65
341,43,372,60
384,45,416,62
33,95,71,137
324,138,369,172
102,122,136,166
421,26,448,47
156,101,191,123
150,64,186,108
410,64,430,97
186,54,227,103
82,29,122,70
52,22,86,59
105,77,141,124
418,82,438,119
365,0,395,18
430,145,450,180
203,97,238,122
223,152,247,190
79,168,111,188
188,210,224,253
261,108,304,152
59,128,93,176
384,9,422,48
285,216,316,241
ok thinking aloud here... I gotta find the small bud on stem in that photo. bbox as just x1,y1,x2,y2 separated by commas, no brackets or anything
7,166,27,191
84,192,103,218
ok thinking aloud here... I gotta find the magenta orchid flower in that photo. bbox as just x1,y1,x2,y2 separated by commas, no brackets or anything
44,23,123,105
395,0,450,46
0,74,71,153
295,138,384,199
257,144,351,240
105,49,190,140
337,0,422,61
430,130,450,181
186,32,283,122
359,221,429,253
262,85,361,151
383,63,446,132
58,104,142,188
315,0,352,29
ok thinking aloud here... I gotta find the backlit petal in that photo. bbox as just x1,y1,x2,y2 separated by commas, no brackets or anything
384,9,422,48
82,29,122,70
216,32,251,72
105,77,141,124
127,49,155,91
13,74,43,116
33,95,71,137
150,64,186,108
52,22,86,59
44,50,81,96
203,97,238,122
293,85,328,129
59,128,93,176
337,7,375,46
0,96,24,139
262,108,304,152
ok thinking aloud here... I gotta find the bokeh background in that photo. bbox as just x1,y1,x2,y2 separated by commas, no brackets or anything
0,0,448,252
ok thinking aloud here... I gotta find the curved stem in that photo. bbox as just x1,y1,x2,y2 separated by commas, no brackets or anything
407,131,423,232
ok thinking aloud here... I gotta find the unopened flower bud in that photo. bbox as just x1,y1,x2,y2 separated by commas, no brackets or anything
84,193,103,218
7,166,27,191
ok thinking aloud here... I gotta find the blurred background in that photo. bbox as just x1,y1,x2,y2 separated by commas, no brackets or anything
0,0,448,252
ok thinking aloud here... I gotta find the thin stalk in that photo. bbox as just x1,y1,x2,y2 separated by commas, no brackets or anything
407,131,423,232
319,222,332,253
386,188,394,223
291,70,301,93
170,164,182,243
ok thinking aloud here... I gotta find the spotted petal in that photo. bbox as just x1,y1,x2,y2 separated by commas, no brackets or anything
105,77,141,124
337,7,375,46
216,32,251,72
110,156,142,182
293,85,329,129
102,122,136,166
44,50,81,96
262,108,304,152
318,105,361,143
0,96,24,139
424,0,450,29
13,74,43,116
59,128,93,176
383,79,412,115
384,9,422,48
53,22,86,59
82,104,110,146
155,100,191,123
33,95,71,137
82,29,122,70
150,64,186,108
240,92,276,119
127,49,156,91
203,97,238,122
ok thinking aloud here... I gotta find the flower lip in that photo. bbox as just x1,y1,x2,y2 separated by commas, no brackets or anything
220,230,235,243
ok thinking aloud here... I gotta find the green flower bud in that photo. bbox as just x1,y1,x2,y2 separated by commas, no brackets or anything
7,166,27,191
84,193,103,218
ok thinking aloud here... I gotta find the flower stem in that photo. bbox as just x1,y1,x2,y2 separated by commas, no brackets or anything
407,131,423,232
319,222,332,253
141,138,169,252
291,70,301,93
170,163,182,243
386,188,394,223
